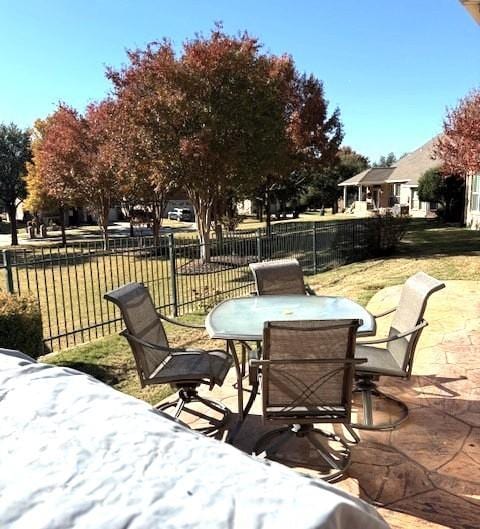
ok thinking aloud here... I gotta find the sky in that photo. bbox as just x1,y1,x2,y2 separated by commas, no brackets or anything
1,0,479,162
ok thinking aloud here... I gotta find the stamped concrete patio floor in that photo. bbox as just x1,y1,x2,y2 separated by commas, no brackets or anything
180,280,480,529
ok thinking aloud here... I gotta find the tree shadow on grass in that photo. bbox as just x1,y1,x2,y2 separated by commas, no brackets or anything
57,361,120,385
398,219,480,258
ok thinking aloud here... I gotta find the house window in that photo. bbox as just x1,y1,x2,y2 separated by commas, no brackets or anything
471,174,480,212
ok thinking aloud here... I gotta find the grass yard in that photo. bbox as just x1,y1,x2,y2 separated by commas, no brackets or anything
40,219,480,404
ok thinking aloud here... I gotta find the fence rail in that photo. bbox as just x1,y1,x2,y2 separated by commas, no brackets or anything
1,218,387,352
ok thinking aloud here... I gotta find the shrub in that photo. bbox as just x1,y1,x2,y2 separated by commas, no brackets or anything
368,213,410,256
0,292,43,358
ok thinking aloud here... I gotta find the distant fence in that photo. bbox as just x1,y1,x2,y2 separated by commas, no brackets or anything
1,218,394,352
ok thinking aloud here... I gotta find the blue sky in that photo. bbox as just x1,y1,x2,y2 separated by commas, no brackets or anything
1,0,479,162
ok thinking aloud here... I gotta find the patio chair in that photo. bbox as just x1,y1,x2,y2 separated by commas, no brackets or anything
104,282,232,435
353,272,445,430
250,319,364,482
249,258,316,296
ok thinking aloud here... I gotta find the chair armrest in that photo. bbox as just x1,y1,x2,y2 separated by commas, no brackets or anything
373,307,396,319
305,285,316,296
358,320,428,345
120,330,186,354
157,313,205,330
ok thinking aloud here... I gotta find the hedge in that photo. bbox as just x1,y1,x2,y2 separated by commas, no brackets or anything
0,292,43,358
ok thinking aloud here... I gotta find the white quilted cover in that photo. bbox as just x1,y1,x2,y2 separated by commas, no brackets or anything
0,349,388,529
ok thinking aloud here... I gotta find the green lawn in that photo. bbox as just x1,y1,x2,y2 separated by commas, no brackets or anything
40,218,480,405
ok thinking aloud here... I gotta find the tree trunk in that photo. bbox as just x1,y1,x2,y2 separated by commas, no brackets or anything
101,217,109,251
151,214,161,247
265,190,271,235
7,203,18,246
128,205,135,237
256,198,263,221
151,192,165,247
194,199,213,263
59,205,67,247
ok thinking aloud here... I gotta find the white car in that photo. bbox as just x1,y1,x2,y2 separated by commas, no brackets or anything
167,208,194,222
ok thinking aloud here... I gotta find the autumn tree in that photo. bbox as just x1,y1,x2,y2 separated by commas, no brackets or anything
0,123,31,245
105,91,173,244
36,104,86,246
83,100,121,249
25,119,58,225
109,28,289,261
253,70,343,229
436,89,480,176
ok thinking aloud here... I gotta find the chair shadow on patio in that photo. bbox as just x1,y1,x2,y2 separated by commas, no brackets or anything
219,369,480,529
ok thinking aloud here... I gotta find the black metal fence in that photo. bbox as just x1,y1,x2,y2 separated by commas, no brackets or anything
1,219,387,352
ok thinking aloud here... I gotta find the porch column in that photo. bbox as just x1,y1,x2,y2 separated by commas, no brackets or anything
343,186,347,208
358,185,362,201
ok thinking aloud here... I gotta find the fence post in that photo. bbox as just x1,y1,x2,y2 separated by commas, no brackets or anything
312,223,317,274
256,229,262,262
2,249,14,293
168,233,178,316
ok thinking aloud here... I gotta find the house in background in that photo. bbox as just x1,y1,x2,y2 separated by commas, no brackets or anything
460,0,480,229
339,137,441,218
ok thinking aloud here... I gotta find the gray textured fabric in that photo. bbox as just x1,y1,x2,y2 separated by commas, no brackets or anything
105,283,232,388
250,259,307,295
150,349,231,385
388,272,444,371
105,283,169,380
356,272,445,377
262,320,359,421
355,345,404,377
0,351,389,529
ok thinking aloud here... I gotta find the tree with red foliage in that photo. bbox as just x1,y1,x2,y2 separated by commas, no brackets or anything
37,102,121,249
83,99,121,249
436,89,480,176
260,72,343,229
109,28,290,262
36,104,86,246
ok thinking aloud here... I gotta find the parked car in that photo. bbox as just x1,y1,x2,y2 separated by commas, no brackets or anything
167,208,194,222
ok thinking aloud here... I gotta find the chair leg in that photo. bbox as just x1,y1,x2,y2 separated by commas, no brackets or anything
157,388,231,436
352,376,409,430
253,424,351,482
344,424,361,444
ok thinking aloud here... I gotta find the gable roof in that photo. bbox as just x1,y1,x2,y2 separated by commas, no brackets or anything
338,167,395,186
339,136,442,188
386,136,442,185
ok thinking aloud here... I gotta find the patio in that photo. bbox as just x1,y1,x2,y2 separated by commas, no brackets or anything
175,280,480,529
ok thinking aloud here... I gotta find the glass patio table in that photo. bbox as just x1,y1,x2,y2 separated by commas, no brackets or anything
206,295,376,437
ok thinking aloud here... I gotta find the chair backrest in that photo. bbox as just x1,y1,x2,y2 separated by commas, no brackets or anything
388,272,445,374
250,258,306,295
261,319,360,423
104,282,169,385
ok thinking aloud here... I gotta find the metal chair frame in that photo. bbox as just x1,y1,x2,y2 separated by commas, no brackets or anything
105,283,232,436
251,319,364,482
353,272,445,430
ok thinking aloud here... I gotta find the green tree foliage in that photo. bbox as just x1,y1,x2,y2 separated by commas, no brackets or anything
0,123,31,245
418,167,465,222
301,146,369,211
373,152,396,167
